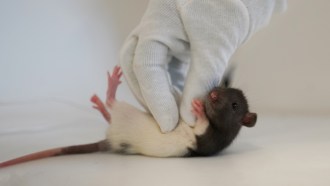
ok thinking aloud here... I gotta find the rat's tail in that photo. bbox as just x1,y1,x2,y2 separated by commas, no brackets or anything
0,140,109,168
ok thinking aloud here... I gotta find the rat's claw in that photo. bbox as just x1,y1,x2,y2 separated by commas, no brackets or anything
110,65,123,81
113,65,120,74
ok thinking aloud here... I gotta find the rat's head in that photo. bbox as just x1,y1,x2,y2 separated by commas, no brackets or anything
204,87,257,130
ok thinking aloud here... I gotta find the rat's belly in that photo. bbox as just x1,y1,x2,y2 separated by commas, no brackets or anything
105,101,196,157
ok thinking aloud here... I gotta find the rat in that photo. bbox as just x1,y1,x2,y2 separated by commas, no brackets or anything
0,66,257,168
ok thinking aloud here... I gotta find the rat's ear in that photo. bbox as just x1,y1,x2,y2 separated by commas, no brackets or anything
242,113,257,127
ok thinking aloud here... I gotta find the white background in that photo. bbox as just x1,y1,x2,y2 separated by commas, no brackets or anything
0,0,329,114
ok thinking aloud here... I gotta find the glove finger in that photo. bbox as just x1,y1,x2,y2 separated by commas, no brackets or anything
167,57,189,106
180,61,224,126
119,35,148,110
168,57,189,92
133,39,179,133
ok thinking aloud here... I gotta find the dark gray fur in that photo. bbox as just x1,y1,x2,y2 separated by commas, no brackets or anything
188,71,257,156
117,143,131,154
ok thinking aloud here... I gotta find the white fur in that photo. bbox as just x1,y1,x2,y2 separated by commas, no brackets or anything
106,101,208,157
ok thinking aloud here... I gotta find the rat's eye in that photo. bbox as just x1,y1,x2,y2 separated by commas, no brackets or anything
232,102,238,111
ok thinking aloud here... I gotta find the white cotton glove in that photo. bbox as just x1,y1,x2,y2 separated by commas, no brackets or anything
120,0,287,133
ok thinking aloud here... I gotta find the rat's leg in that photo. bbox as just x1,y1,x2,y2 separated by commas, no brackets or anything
106,65,122,107
90,66,122,123
91,94,111,123
191,99,209,135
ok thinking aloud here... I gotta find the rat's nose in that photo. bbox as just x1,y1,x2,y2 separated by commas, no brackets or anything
209,90,218,102
242,113,257,127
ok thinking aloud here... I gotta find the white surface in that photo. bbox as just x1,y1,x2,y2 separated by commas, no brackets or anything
1,101,330,186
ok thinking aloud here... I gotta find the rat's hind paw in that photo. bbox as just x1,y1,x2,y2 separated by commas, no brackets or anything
91,94,111,123
106,66,122,107
90,66,122,123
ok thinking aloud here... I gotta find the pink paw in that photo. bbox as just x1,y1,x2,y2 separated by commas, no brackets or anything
91,94,111,122
106,66,122,106
191,99,205,119
107,66,122,86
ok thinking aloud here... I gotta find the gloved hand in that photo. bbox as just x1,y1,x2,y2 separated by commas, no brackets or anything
120,0,287,133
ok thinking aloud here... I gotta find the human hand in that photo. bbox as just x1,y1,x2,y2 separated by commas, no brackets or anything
119,0,287,133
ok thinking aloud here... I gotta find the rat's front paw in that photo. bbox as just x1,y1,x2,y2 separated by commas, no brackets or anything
191,99,206,120
191,99,209,135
